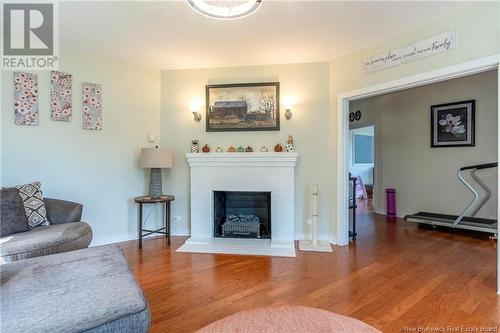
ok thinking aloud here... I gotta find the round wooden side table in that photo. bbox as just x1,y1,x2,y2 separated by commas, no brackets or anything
134,195,175,249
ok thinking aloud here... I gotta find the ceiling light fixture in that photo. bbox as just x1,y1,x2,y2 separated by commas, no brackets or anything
186,0,262,20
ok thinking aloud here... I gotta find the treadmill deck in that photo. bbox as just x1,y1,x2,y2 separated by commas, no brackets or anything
404,212,497,234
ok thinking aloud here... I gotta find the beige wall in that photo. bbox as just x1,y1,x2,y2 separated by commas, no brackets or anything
1,51,161,245
350,70,498,219
160,62,331,240
0,2,497,249
160,2,500,243
329,2,500,240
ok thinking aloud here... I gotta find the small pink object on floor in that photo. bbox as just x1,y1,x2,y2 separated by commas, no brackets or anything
196,306,381,333
355,175,368,199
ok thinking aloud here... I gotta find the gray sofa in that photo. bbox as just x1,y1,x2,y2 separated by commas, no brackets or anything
0,198,92,264
1,245,151,333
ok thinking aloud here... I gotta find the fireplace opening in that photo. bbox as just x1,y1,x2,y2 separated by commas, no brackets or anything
214,191,271,239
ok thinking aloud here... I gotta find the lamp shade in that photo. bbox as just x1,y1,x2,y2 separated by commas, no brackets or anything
140,148,172,168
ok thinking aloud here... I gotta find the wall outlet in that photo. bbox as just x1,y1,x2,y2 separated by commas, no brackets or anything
173,216,182,223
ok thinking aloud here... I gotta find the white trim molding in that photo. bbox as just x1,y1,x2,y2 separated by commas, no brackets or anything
186,152,298,167
497,66,500,295
90,229,190,247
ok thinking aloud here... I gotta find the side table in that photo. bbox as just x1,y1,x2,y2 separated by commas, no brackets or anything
134,195,175,249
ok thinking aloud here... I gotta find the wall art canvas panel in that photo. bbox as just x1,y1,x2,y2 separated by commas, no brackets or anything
14,72,38,126
82,82,102,130
206,82,280,132
50,71,72,121
431,100,475,148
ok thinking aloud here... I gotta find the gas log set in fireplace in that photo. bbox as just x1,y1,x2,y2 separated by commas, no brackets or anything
213,191,271,239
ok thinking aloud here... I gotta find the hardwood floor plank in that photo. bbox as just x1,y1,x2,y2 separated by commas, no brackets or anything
118,201,499,332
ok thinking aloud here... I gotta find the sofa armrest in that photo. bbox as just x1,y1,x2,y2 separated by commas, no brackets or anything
44,198,83,224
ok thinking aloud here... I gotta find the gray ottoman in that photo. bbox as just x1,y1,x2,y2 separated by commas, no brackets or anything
1,245,150,333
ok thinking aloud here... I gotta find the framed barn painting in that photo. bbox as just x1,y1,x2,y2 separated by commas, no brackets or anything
206,82,280,132
431,100,475,148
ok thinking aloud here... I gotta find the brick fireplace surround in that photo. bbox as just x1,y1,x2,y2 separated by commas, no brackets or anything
177,152,299,257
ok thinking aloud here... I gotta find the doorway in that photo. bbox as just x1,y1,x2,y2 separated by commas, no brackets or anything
349,125,375,212
336,55,500,293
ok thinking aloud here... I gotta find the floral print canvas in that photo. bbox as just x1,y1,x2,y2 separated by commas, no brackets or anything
14,72,38,126
431,100,475,148
50,71,72,122
82,82,102,130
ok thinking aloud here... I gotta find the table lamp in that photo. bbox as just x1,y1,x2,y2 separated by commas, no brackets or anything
140,146,173,197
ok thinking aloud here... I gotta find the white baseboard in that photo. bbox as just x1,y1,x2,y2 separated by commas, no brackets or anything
329,235,338,246
373,207,409,219
90,229,191,247
295,233,331,243
91,233,136,247
91,231,331,247
171,227,190,237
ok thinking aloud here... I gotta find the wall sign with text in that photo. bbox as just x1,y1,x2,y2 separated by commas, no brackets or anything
364,31,456,74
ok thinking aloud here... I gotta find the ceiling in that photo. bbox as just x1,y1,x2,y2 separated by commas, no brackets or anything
60,1,473,70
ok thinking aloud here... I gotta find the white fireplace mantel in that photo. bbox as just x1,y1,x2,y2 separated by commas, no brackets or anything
177,152,298,257
186,152,298,167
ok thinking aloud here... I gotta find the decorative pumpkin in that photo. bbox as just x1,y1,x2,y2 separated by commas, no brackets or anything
237,146,245,152
202,144,210,153
245,146,253,152
274,144,283,152
227,146,236,153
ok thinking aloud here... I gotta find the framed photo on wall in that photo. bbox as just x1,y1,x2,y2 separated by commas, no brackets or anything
206,82,280,132
431,100,475,148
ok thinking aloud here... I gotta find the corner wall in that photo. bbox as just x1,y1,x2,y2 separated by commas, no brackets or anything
350,71,498,219
329,2,500,241
1,2,498,252
160,62,331,240
0,51,161,245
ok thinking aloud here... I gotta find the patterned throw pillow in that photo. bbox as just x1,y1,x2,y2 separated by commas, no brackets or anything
15,182,50,228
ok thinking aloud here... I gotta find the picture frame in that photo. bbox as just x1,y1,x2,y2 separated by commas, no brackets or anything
205,82,280,132
431,100,475,148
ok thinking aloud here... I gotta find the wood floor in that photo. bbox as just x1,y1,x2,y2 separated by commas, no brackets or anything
119,200,499,333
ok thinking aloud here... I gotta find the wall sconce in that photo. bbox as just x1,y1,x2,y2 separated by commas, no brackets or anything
283,97,294,120
192,111,202,122
189,100,202,122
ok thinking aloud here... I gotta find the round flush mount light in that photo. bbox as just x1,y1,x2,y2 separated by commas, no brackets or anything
186,0,263,20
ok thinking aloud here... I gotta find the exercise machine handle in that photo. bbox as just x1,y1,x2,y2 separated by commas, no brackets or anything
453,161,497,228
459,162,498,171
